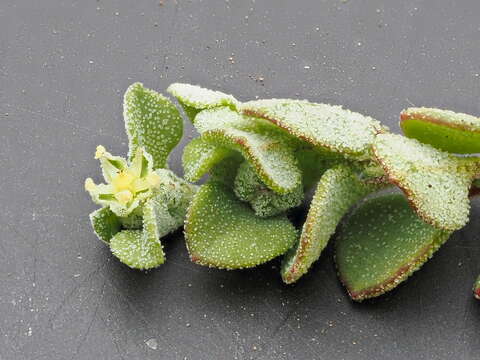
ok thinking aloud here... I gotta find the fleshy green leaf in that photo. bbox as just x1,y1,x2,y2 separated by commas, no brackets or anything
110,198,165,270
373,133,478,231
89,207,122,244
400,107,480,154
182,137,234,182
185,181,298,269
281,165,380,284
203,128,301,194
193,106,257,134
110,230,164,270
195,108,302,194
295,147,340,190
166,83,239,120
473,275,480,300
335,194,451,301
241,99,386,160
124,82,183,169
234,161,304,217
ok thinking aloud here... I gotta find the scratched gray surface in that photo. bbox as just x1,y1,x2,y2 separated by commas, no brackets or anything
1,1,480,359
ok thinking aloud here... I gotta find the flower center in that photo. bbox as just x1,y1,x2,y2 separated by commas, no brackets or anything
112,170,136,194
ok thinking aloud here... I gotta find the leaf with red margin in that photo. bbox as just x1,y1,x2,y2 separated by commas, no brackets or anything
184,181,297,269
335,194,451,301
281,165,381,284
400,107,480,154
373,133,479,231
241,99,386,160
195,107,302,194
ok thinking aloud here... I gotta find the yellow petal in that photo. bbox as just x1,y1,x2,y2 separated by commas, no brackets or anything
114,190,133,205
112,171,135,192
95,145,107,159
84,178,97,192
133,178,150,193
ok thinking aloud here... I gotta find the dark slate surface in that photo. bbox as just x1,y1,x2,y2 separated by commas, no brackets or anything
1,1,480,359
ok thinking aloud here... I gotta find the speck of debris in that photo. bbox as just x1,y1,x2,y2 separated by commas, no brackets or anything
145,338,158,350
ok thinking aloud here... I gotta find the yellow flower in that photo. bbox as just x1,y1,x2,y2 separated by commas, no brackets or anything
85,146,161,216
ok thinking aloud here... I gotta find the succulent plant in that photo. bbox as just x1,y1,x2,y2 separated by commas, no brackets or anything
86,81,480,303
85,83,196,269
168,83,480,300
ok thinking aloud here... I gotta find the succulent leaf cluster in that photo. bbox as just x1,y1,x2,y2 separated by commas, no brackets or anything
85,83,196,270
85,82,480,301
167,83,480,300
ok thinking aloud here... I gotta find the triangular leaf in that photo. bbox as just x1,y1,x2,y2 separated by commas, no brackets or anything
167,83,239,119
281,165,380,284
373,133,478,231
185,181,297,269
89,207,122,244
110,229,164,270
241,99,386,160
109,199,166,270
124,82,183,169
335,194,450,301
401,107,480,154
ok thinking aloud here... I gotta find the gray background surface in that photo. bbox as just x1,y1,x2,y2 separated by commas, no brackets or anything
1,1,480,359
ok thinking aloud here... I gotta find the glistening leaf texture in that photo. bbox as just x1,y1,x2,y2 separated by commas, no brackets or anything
124,82,183,169
401,107,480,154
335,194,450,301
185,181,297,269
281,165,379,284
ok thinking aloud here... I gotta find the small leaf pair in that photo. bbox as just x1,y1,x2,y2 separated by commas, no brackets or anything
86,83,196,269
